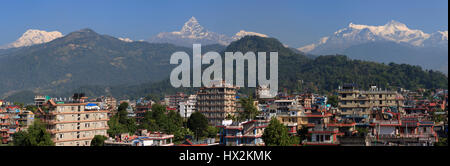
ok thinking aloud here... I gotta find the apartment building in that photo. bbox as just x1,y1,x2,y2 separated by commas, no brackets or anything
218,119,269,146
0,106,35,144
178,94,197,119
165,92,187,110
38,94,109,146
34,95,50,108
337,84,404,123
197,81,238,126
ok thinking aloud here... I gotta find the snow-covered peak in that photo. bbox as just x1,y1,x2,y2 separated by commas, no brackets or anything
347,20,429,44
150,16,233,46
299,20,447,53
2,29,63,49
436,31,448,40
118,37,133,42
232,30,269,40
149,17,271,47
177,16,208,39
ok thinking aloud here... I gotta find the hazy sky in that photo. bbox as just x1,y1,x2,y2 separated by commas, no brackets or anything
1,0,448,47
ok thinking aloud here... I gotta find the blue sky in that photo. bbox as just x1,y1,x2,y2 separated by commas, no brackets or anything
1,0,448,47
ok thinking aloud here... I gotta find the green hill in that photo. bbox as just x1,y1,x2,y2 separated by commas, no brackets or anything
3,35,448,103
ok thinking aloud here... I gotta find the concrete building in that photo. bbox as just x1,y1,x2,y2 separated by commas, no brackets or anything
34,95,50,108
197,81,238,126
218,119,269,146
38,94,109,146
337,84,404,123
105,132,174,146
165,92,187,110
0,106,35,144
178,95,197,119
135,104,152,124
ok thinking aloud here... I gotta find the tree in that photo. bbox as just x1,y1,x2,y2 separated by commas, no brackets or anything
167,110,183,134
187,112,209,139
435,137,448,146
238,97,259,121
297,127,309,143
107,102,137,136
13,120,54,146
25,105,38,113
327,95,339,107
91,135,108,146
137,103,184,135
262,118,296,146
174,128,194,144
107,114,127,137
205,126,218,138
117,102,130,124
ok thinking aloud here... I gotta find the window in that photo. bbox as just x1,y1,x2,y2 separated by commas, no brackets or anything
325,135,330,141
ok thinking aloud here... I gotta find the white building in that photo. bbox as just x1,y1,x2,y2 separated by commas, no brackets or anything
179,95,197,119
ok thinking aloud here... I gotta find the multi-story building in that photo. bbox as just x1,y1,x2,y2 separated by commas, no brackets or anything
218,119,269,146
104,131,174,146
165,92,187,110
197,81,238,126
337,84,404,123
34,95,50,108
178,95,197,119
0,106,35,144
135,104,152,124
37,94,109,146
368,111,437,146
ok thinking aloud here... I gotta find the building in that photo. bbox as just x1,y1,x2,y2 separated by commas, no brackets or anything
369,112,437,146
197,81,238,126
105,132,174,146
165,92,187,110
178,95,197,119
218,119,269,146
337,84,404,123
0,106,35,144
37,94,109,146
34,95,50,108
135,104,152,124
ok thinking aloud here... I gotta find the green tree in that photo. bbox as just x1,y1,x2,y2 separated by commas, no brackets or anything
238,97,259,121
206,126,218,138
297,127,309,143
25,105,38,113
167,110,183,134
107,102,137,136
117,102,130,124
174,127,194,144
327,95,339,107
187,112,209,139
90,135,108,146
13,120,54,146
435,137,448,146
107,114,127,137
137,103,184,135
262,118,296,146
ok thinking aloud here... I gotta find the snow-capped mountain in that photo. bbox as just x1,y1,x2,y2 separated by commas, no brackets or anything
118,37,133,42
149,17,233,47
149,17,268,47
298,20,448,53
1,29,63,49
232,30,268,40
298,20,448,74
